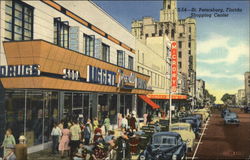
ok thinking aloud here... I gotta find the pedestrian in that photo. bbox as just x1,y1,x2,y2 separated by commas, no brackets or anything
121,115,128,131
93,125,103,143
69,120,81,159
1,129,16,158
126,114,131,129
51,123,61,154
103,115,110,135
118,113,122,129
3,144,16,160
129,114,136,130
116,131,131,160
143,113,148,125
93,117,99,131
15,135,27,160
83,123,91,145
59,123,70,158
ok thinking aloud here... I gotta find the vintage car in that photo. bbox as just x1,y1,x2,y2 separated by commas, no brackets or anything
138,132,187,160
193,111,208,123
169,123,195,151
221,108,230,118
180,117,200,136
224,112,240,125
244,106,250,113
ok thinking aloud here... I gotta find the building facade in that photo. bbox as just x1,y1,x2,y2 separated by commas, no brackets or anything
0,0,152,153
244,72,250,105
131,0,197,100
236,89,245,105
196,79,205,107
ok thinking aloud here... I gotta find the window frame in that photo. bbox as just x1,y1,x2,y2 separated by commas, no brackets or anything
54,18,70,49
128,56,134,70
117,50,125,67
101,43,110,62
4,0,34,41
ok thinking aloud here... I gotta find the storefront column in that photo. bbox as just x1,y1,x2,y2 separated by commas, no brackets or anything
90,93,98,120
0,83,6,151
117,94,121,121
59,91,64,120
132,94,136,114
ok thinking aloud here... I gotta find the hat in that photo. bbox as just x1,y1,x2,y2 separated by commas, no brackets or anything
6,144,15,149
19,135,26,140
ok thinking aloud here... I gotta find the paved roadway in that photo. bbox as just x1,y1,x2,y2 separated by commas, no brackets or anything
190,108,250,160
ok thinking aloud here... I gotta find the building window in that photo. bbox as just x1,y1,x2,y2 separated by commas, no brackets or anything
54,18,69,48
152,33,155,37
117,50,125,67
178,41,182,48
189,35,191,41
145,34,149,38
178,62,182,69
188,50,191,55
189,27,191,32
128,56,134,70
165,29,169,35
188,42,191,48
5,0,33,41
178,51,182,58
83,34,95,57
179,33,183,37
171,29,175,39
101,43,110,62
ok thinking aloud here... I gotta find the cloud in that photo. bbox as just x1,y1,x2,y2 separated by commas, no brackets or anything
197,33,249,64
197,69,244,81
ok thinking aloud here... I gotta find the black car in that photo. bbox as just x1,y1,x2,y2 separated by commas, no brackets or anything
138,132,187,160
244,106,250,113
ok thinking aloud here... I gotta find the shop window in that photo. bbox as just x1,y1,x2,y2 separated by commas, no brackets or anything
72,93,83,117
83,94,90,122
4,0,33,41
64,92,72,119
109,95,118,124
26,91,44,146
5,90,25,144
83,34,95,57
102,43,110,62
117,50,125,67
128,56,134,70
178,41,182,48
54,18,69,48
178,51,182,58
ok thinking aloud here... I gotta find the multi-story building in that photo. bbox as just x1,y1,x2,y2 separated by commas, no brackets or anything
236,89,245,105
244,72,250,105
131,0,197,101
196,79,205,107
0,0,153,152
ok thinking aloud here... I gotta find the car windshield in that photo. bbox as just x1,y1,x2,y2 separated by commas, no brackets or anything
153,135,177,145
226,113,237,118
171,126,189,131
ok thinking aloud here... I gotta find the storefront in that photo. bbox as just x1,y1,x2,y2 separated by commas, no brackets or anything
0,40,152,152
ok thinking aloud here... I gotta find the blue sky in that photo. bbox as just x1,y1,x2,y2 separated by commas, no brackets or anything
94,0,250,103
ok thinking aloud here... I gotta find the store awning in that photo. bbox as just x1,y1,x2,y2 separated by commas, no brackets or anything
138,95,160,109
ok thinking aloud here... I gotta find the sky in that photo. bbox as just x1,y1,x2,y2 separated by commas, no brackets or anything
94,0,250,103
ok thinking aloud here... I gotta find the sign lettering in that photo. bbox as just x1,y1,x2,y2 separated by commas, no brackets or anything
0,65,40,77
171,41,178,92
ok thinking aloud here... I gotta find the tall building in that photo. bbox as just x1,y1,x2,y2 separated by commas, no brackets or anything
0,0,152,152
245,72,250,105
196,79,205,106
236,89,245,105
131,0,197,100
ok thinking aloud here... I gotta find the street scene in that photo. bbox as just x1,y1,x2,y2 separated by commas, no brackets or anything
0,0,249,160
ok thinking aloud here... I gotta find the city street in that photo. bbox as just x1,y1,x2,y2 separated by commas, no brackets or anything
189,108,250,159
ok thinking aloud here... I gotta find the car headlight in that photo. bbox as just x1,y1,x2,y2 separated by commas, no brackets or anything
172,154,177,160
140,155,146,160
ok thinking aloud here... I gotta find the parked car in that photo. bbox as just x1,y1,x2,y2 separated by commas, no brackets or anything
244,106,250,113
169,123,195,151
138,132,187,160
224,112,240,125
221,108,230,118
180,117,200,136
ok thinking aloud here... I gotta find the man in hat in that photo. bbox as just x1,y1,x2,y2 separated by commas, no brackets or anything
15,135,27,160
3,144,16,160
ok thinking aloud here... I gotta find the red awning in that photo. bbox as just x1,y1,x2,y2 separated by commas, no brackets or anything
138,95,160,109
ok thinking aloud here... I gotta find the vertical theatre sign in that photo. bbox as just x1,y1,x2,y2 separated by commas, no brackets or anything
171,41,178,92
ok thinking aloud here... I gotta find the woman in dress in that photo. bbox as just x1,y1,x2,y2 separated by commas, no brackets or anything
1,129,16,157
59,123,70,158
